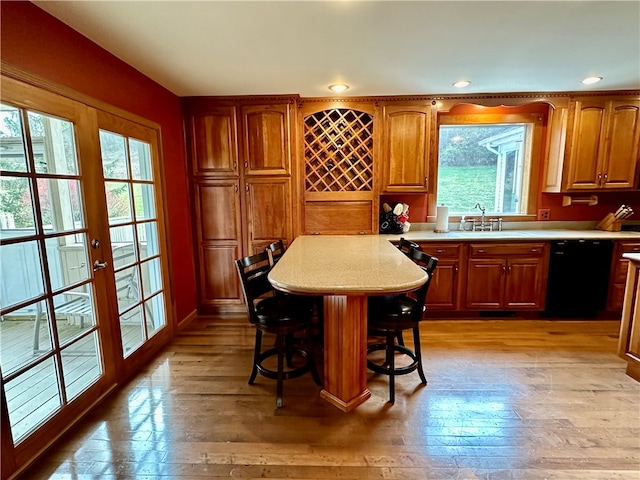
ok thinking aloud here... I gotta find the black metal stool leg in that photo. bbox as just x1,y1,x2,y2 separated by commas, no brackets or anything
285,333,294,367
387,331,396,404
413,326,427,385
276,333,285,408
306,324,323,386
249,329,262,384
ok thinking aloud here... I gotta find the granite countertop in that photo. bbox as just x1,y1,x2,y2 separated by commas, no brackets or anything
382,221,640,242
269,235,428,295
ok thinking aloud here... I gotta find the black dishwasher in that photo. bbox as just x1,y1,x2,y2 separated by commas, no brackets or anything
544,239,614,318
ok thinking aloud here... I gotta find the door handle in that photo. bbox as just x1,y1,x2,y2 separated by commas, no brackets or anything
93,260,108,271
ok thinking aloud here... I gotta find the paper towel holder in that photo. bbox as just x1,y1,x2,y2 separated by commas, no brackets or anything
434,204,450,233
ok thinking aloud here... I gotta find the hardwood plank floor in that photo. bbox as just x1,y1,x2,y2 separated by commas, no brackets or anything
22,316,640,479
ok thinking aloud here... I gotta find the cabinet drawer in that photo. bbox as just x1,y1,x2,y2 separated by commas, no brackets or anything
469,243,545,257
620,243,640,255
420,243,460,258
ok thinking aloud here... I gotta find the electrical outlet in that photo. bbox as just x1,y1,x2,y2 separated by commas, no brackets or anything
538,208,551,221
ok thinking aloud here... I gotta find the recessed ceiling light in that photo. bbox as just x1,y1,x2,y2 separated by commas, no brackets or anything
453,80,471,88
328,84,349,93
582,76,603,85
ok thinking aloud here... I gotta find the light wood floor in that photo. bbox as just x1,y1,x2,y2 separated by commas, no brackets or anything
23,316,640,479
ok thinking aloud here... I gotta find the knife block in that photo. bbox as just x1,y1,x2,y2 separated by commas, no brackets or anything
596,213,622,231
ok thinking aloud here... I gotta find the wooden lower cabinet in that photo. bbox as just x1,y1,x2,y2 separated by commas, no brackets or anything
200,244,241,305
465,243,548,310
419,243,462,310
194,176,293,312
618,255,640,382
608,241,640,311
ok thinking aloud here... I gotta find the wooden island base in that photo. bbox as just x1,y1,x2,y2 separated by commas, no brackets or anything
320,295,371,411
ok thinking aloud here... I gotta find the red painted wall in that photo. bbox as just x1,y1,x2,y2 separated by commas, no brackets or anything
1,1,197,322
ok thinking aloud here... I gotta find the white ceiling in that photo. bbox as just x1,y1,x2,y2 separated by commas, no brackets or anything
33,1,640,98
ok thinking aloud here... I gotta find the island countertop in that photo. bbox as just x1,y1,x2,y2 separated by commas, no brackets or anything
268,235,428,295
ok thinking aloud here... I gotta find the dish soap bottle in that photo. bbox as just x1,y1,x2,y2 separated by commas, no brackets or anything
460,215,466,231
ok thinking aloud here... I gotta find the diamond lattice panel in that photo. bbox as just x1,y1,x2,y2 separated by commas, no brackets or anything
304,109,374,192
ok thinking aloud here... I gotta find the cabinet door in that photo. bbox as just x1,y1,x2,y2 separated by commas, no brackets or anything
505,257,545,309
189,106,239,176
566,99,607,190
201,245,242,304
601,100,640,190
241,104,291,175
244,177,292,254
465,259,505,309
195,180,242,242
426,259,459,310
381,104,431,192
194,180,243,306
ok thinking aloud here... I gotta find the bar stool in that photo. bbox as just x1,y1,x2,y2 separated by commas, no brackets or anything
236,251,322,407
366,249,438,403
266,239,286,266
397,237,420,257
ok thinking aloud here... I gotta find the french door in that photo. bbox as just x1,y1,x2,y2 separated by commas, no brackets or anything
0,77,172,471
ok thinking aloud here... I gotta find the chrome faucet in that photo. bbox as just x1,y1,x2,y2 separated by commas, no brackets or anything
474,203,486,226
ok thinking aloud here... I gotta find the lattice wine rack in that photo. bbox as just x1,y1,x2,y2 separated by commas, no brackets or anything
304,109,374,192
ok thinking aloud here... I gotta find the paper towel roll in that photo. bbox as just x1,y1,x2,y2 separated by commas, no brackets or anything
435,205,449,233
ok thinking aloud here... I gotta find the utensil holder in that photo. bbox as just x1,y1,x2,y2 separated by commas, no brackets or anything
596,213,621,231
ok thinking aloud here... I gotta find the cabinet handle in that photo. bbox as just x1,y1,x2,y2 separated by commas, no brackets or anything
436,249,445,253
233,160,237,171
424,176,429,186
530,248,539,253
603,173,608,184
508,265,512,274
477,249,486,254
454,265,458,275
244,161,248,169
234,184,238,193
245,185,249,194
598,173,602,186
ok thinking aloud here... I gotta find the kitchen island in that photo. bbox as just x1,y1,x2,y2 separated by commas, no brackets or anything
268,235,428,411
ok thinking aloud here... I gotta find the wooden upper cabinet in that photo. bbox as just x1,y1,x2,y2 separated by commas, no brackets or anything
381,104,432,192
602,100,640,189
189,106,239,176
240,103,291,175
565,97,640,190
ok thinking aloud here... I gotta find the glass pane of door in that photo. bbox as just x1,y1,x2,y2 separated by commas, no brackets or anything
0,103,104,442
98,129,167,358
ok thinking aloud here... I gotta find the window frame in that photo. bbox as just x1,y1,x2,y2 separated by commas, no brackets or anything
432,109,546,221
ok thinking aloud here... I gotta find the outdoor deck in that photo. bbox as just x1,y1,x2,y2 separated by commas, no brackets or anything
0,316,141,441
